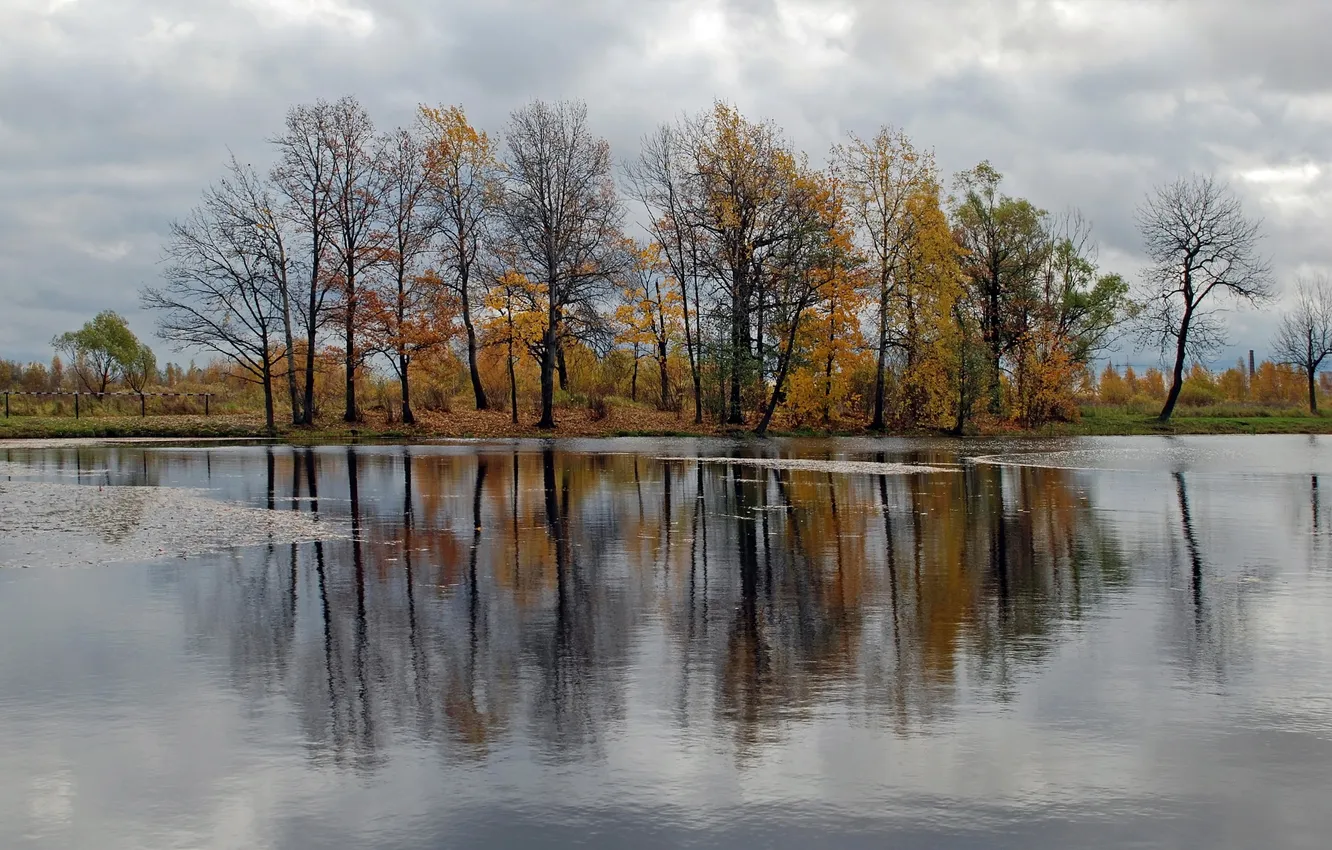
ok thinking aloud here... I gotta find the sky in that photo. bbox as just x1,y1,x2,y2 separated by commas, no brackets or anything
2,0,1330,370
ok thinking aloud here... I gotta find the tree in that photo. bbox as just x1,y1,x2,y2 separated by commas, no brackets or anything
145,166,287,431
1135,175,1273,421
891,185,963,428
1273,274,1332,413
951,162,1050,416
270,100,337,425
832,127,935,430
120,341,157,395
626,124,707,422
368,125,440,424
420,105,500,412
686,104,811,426
497,99,623,429
754,169,856,436
482,270,546,424
613,240,679,409
324,96,387,422
225,154,301,425
51,310,147,394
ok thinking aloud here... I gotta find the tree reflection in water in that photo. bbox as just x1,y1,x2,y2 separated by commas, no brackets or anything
179,445,1251,770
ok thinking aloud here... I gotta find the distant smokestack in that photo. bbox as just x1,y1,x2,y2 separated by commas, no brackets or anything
1249,350,1256,380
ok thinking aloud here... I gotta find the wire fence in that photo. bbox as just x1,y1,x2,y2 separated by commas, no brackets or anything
3,391,212,418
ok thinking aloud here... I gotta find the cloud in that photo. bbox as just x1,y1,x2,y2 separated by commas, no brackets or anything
2,0,1330,366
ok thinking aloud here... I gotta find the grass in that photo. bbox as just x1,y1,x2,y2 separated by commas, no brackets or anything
1042,405,1332,436
5,402,1332,442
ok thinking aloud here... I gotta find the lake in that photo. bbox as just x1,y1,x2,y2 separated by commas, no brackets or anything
1,436,1330,849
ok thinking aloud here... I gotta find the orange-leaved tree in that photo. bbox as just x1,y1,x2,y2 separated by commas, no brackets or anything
419,104,500,411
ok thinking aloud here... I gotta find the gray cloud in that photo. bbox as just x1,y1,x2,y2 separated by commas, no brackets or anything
3,0,1330,368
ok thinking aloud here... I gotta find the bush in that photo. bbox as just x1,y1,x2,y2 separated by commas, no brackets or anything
587,394,609,421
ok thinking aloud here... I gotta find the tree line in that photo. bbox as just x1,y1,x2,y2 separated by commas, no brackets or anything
114,97,1317,430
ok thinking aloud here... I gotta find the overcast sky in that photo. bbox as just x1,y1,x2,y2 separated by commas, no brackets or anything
3,0,1329,369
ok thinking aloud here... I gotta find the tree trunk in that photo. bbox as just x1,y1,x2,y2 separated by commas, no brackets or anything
824,319,835,426
461,279,487,410
1309,368,1319,414
630,356,639,402
399,354,414,425
508,336,519,425
538,310,557,429
678,275,702,423
279,283,301,426
658,340,670,411
556,342,569,392
302,232,320,426
987,273,1003,415
1159,313,1190,422
302,321,317,426
728,299,745,425
871,281,889,430
343,296,357,422
261,361,276,433
755,305,807,437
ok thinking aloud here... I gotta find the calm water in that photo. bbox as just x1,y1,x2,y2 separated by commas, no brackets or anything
2,436,1331,849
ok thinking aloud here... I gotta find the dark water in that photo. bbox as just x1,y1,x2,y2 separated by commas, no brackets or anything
2,436,1331,849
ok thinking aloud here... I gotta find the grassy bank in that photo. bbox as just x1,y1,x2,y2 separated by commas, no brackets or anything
5,403,1332,442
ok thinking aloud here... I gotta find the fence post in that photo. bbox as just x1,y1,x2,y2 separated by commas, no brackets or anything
75,392,80,419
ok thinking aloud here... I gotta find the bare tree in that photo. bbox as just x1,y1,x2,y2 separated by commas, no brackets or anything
1136,175,1272,421
498,100,623,429
625,123,705,422
1273,274,1332,413
370,126,439,425
226,154,301,425
420,105,499,411
145,165,286,431
270,101,337,425
324,96,387,422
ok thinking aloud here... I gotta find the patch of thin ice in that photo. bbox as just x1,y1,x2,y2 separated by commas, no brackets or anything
0,479,343,568
658,456,952,475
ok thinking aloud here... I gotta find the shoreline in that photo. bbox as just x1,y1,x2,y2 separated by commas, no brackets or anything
3,407,1332,443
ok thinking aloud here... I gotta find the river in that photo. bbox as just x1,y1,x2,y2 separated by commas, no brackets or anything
1,436,1330,849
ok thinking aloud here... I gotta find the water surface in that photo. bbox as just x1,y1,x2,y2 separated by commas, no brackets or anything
2,436,1330,849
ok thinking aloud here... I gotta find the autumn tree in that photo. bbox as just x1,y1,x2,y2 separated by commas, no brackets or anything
1135,175,1272,421
626,124,707,422
951,162,1050,416
420,104,499,411
1010,214,1128,425
832,127,935,430
482,270,546,423
755,169,856,435
613,240,679,408
686,104,813,425
496,99,623,429
891,185,963,427
368,125,440,424
1272,273,1332,413
270,100,338,425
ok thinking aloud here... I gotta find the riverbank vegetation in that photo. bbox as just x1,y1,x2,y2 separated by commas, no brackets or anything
7,97,1326,437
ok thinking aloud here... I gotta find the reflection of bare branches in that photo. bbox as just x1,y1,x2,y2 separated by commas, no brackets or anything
175,443,1137,771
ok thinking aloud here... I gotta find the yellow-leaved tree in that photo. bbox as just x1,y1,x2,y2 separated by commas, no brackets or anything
612,240,682,408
